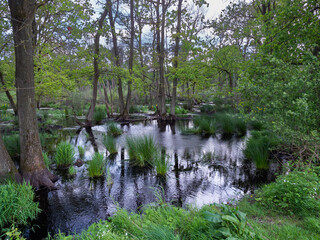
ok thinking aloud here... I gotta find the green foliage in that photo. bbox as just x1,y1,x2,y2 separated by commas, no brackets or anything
234,117,247,137
153,155,170,176
107,123,123,137
126,135,158,167
247,120,264,131
2,134,20,158
103,135,117,155
43,152,50,170
68,166,76,176
193,116,216,136
54,142,75,167
129,105,149,113
93,105,106,124
200,104,214,113
256,170,320,217
78,146,85,159
216,114,236,136
88,152,105,178
0,182,40,230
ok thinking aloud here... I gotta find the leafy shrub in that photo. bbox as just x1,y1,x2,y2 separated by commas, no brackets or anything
129,105,148,113
93,106,106,124
78,146,85,159
248,120,264,131
0,182,40,230
107,123,123,137
88,152,105,178
256,170,320,216
54,142,75,167
103,135,117,155
126,135,158,167
2,134,20,158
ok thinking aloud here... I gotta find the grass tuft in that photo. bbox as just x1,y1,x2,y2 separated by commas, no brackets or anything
68,166,76,176
2,134,20,158
54,142,75,167
153,153,170,176
78,146,85,159
126,135,158,167
88,152,105,178
103,135,118,155
107,123,123,137
93,106,106,124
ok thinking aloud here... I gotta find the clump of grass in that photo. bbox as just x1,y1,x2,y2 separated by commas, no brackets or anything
88,152,105,178
43,152,50,169
193,116,216,135
234,117,247,137
248,119,264,131
93,106,106,124
107,123,123,137
153,154,170,176
200,104,214,113
106,168,113,187
0,181,40,230
244,131,278,169
78,146,85,159
3,134,20,158
126,135,158,167
200,152,215,164
103,135,117,155
216,113,235,136
54,142,75,167
68,166,76,176
180,127,199,135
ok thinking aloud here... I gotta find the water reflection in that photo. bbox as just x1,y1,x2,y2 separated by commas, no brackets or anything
38,120,279,236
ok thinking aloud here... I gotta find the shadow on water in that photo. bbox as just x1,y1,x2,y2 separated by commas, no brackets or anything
29,119,281,238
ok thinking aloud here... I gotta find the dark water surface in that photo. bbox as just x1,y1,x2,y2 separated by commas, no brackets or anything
30,120,279,238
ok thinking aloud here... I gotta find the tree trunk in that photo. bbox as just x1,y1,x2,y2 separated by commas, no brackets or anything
0,132,21,182
86,4,109,125
9,0,57,189
107,0,125,116
102,81,111,117
0,71,18,116
123,0,134,119
170,0,182,117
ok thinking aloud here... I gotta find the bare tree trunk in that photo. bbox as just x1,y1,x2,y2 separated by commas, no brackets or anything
86,3,109,125
123,0,134,119
9,0,57,189
107,0,125,116
102,82,111,117
0,71,18,116
0,132,21,182
170,0,182,117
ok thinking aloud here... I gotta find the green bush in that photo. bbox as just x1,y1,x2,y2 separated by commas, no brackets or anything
88,152,105,178
107,123,123,137
0,182,40,230
126,135,158,167
54,142,75,167
2,134,20,158
193,116,216,135
256,170,320,216
103,135,117,155
78,146,85,159
93,106,106,124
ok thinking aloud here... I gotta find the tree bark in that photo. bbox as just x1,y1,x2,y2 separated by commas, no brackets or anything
86,3,109,125
9,0,57,189
0,71,18,116
123,0,134,119
107,0,125,116
0,132,21,182
170,0,182,117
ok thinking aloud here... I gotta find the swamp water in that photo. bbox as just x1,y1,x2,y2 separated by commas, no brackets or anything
30,119,279,238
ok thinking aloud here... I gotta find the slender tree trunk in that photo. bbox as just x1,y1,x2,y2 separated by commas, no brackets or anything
9,0,57,189
86,4,108,125
123,0,134,119
102,81,111,117
170,0,182,117
107,0,125,116
0,71,18,116
0,132,21,182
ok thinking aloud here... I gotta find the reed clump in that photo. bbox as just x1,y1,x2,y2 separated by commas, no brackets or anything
54,142,75,167
103,135,117,155
88,152,105,178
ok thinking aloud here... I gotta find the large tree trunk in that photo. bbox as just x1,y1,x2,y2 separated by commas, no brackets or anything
107,0,125,116
9,0,57,189
0,71,18,116
156,0,166,117
170,0,182,117
123,0,134,119
0,132,21,182
86,4,109,125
